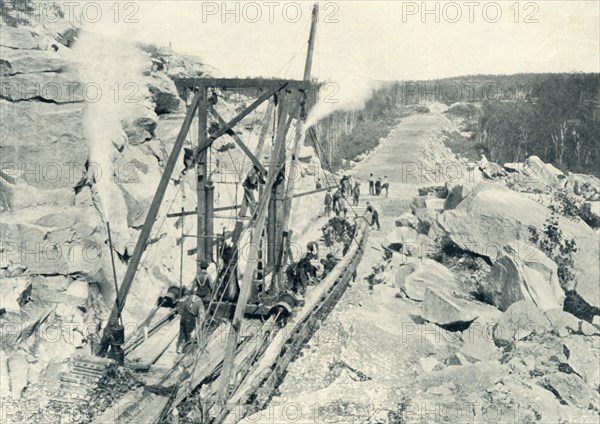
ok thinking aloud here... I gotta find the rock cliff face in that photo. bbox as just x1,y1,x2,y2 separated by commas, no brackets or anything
0,13,326,404
0,19,192,319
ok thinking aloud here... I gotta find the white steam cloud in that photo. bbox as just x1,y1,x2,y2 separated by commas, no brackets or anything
305,76,384,128
72,22,149,223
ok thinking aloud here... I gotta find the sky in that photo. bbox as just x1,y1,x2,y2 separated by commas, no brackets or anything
76,1,599,82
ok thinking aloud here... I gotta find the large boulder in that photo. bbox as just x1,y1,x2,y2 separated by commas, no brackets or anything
543,372,599,410
481,242,565,312
443,182,473,210
0,46,68,75
395,259,460,301
421,288,477,327
2,70,84,103
148,72,181,114
0,177,75,211
544,309,600,337
0,26,43,49
7,352,29,400
394,212,418,229
562,335,600,390
385,227,418,251
524,156,566,188
438,183,600,309
0,276,31,314
492,300,552,346
459,320,499,362
566,172,600,201
505,156,568,193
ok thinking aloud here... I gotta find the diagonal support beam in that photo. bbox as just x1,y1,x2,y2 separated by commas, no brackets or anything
217,97,292,405
99,90,203,355
195,83,287,158
209,107,267,175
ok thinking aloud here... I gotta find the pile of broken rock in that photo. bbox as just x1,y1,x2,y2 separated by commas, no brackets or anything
373,174,599,422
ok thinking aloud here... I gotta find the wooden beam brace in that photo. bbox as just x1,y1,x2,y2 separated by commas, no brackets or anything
195,83,287,157
209,107,267,175
99,90,202,354
173,77,310,91
166,187,327,219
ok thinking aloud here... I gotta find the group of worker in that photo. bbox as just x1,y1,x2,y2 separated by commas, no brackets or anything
368,173,390,197
286,239,343,297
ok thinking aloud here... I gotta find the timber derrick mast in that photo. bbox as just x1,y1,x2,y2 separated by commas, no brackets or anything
98,4,319,357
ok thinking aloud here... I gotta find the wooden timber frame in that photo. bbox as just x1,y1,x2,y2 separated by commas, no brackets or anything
98,78,312,356
92,219,369,424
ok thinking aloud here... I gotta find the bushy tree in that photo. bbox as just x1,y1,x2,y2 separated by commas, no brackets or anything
528,213,577,288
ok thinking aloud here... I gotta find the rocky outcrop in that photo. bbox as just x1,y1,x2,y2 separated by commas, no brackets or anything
482,242,565,311
394,212,418,229
395,259,460,301
438,183,600,310
443,182,473,210
385,226,418,250
566,172,600,201
505,155,568,193
148,72,181,114
421,288,477,327
0,276,31,314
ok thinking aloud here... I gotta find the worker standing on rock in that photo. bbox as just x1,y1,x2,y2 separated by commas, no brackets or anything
177,291,205,354
365,202,380,230
368,173,375,195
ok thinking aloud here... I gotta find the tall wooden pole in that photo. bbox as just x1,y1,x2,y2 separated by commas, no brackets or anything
197,88,209,271
303,3,319,82
275,3,319,286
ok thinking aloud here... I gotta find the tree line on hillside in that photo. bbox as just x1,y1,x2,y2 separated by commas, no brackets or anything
310,84,408,169
312,74,599,177
476,74,600,177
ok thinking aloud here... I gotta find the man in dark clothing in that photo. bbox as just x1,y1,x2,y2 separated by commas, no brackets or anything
324,190,332,217
375,177,382,196
332,188,342,215
209,89,219,105
195,261,214,300
381,176,389,197
352,182,360,206
368,173,375,195
320,253,339,278
288,250,317,296
329,214,344,238
322,224,334,247
365,202,380,230
177,293,205,353
242,166,261,216
339,175,348,196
